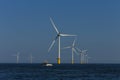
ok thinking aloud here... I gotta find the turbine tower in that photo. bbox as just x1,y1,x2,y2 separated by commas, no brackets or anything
16,52,20,63
48,17,76,64
30,54,34,64
63,38,78,64
13,52,20,64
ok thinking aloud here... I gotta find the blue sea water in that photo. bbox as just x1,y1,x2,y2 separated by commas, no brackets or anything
0,64,120,80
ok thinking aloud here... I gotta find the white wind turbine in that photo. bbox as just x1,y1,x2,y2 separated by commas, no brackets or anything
48,17,76,64
63,38,78,64
76,48,87,64
30,54,34,64
85,54,88,64
84,54,91,64
13,52,20,64
82,50,88,64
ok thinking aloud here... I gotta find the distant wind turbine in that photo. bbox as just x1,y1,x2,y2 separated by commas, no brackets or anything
82,50,87,64
13,52,20,64
76,48,87,64
48,17,76,64
63,38,78,64
84,54,91,64
30,54,34,64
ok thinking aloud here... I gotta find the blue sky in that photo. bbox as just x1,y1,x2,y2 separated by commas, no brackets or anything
0,0,120,63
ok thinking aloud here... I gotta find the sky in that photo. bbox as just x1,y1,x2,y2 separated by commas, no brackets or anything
0,0,120,63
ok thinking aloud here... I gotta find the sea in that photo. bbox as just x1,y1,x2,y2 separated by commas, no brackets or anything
0,63,120,80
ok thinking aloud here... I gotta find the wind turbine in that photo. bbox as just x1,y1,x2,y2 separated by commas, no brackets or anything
13,52,20,64
48,17,76,64
84,54,88,64
84,54,91,64
30,54,34,64
82,50,88,64
63,38,78,64
76,48,87,64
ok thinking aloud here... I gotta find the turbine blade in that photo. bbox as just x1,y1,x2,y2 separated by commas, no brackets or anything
73,48,79,55
60,34,77,37
76,47,81,52
73,37,77,46
82,50,88,53
48,36,58,52
48,40,56,52
73,39,76,46
50,17,59,34
63,46,71,49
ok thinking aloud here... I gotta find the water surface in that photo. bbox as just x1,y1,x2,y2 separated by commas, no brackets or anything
0,63,120,80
